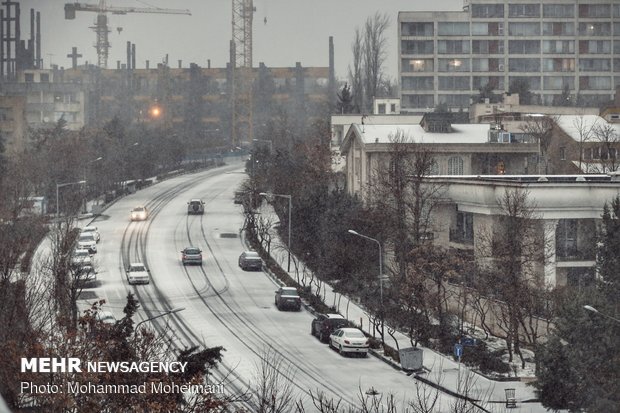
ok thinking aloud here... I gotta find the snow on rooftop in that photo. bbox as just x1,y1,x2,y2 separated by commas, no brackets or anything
353,123,491,145
556,115,620,142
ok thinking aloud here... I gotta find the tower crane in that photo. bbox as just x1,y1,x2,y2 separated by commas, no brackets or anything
64,1,191,68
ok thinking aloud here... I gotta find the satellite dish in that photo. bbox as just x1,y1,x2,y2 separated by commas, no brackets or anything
117,27,123,34
43,117,50,123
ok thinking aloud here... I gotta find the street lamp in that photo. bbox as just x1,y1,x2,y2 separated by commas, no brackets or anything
584,305,620,324
252,138,273,153
260,192,292,272
56,180,86,218
348,229,385,341
135,307,185,332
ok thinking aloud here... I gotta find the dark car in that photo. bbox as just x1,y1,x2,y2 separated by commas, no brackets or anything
238,251,262,271
311,313,349,342
187,199,205,215
181,247,203,265
274,287,301,311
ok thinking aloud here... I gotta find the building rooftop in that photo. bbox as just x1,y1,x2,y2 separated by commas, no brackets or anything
348,123,491,145
556,115,620,143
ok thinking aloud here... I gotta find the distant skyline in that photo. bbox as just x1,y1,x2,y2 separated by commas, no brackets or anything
20,0,462,80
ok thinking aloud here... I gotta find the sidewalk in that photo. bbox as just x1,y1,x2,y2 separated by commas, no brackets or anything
252,203,547,412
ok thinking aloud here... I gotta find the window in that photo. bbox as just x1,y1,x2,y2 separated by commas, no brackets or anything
473,76,504,90
578,22,611,36
579,58,611,72
471,4,504,18
615,4,620,18
402,76,434,90
438,22,469,36
390,104,396,113
402,58,433,72
509,58,541,72
579,40,611,54
560,147,566,160
509,22,540,36
543,4,574,18
438,94,470,108
544,76,574,90
24,73,34,82
509,40,540,54
614,23,620,37
473,40,504,54
579,4,611,18
403,94,434,108
580,76,612,90
438,40,470,54
439,76,470,90
543,40,575,54
447,156,464,175
40,73,49,83
509,4,540,18
472,58,489,72
438,58,470,72
510,76,541,89
401,40,434,54
401,22,434,36
378,104,386,114
615,41,620,54
614,58,620,72
543,22,575,36
543,58,575,72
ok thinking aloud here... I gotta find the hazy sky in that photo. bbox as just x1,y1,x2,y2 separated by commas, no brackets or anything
20,0,461,80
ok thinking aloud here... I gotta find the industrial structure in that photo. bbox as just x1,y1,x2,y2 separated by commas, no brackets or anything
399,0,620,113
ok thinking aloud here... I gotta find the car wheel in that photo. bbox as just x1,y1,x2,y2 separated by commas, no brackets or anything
311,325,315,336
339,345,344,356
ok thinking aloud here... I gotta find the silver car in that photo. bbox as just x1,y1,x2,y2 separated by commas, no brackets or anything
238,251,262,271
181,247,203,265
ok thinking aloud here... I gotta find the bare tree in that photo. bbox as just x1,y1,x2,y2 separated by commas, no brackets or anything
520,115,557,174
252,348,297,413
362,12,390,111
592,123,620,172
572,115,596,172
348,28,364,113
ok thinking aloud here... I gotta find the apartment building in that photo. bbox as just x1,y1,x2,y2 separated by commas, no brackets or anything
399,0,620,112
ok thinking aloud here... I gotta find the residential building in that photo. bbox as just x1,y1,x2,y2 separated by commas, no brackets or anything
399,0,620,113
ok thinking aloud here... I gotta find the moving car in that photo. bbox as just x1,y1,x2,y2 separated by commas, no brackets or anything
71,249,92,268
274,286,301,311
77,232,97,254
130,206,148,221
126,262,150,285
238,251,262,271
187,199,205,215
181,247,203,265
311,313,349,343
81,226,100,242
329,328,369,357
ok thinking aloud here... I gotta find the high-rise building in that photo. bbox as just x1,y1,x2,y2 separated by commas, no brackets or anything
399,0,620,112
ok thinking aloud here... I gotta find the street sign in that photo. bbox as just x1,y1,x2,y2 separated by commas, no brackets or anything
454,343,463,358
462,337,478,347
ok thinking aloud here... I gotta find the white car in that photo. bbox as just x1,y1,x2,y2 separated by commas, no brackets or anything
77,232,97,253
81,226,100,242
126,262,150,285
71,249,92,268
130,206,148,221
95,310,116,324
329,328,369,357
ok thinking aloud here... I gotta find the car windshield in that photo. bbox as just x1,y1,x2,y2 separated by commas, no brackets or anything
245,252,260,258
345,330,365,338
185,248,201,254
281,288,297,296
83,227,96,232
75,250,89,257
329,319,348,327
132,207,145,212
190,201,201,205
79,234,95,242
131,265,146,272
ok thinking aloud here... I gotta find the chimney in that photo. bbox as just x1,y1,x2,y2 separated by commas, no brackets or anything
126,41,131,70
178,59,182,68
131,43,136,70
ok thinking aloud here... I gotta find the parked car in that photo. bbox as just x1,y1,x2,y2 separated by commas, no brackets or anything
181,247,203,265
95,310,117,325
126,262,150,285
238,251,262,271
329,328,369,357
187,199,205,215
75,265,97,287
311,313,349,343
77,232,97,254
130,206,148,221
81,226,100,242
274,286,301,311
71,248,92,268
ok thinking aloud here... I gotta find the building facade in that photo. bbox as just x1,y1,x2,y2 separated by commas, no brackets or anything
399,0,620,112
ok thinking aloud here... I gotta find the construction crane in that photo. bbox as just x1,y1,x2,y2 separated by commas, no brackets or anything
231,0,254,147
64,1,191,68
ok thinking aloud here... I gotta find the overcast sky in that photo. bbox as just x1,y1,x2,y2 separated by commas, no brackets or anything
20,0,461,80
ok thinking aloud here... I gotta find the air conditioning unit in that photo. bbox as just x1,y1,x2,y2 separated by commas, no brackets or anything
498,63,505,71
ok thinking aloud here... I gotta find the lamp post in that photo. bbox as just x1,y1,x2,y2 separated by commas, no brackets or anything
56,180,86,218
348,229,385,341
260,192,292,272
135,307,185,333
584,305,620,324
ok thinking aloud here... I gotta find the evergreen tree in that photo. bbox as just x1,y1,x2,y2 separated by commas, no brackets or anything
336,83,354,114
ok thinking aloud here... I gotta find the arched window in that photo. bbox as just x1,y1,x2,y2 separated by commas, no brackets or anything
448,156,464,175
